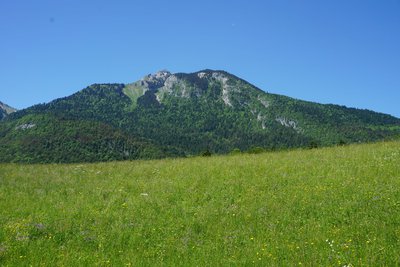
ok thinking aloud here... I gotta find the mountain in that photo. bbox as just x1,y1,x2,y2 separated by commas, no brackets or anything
0,101,17,120
1,70,399,163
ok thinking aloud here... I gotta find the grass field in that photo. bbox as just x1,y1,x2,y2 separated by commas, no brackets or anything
0,141,399,266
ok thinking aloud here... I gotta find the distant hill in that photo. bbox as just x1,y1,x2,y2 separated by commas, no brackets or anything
0,101,17,120
1,70,399,163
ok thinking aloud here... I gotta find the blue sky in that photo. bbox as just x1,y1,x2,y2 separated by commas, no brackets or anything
1,0,399,117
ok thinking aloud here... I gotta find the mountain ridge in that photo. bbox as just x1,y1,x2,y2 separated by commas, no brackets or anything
0,101,17,120
1,69,399,163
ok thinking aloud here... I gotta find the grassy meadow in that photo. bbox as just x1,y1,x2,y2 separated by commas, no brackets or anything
0,141,400,266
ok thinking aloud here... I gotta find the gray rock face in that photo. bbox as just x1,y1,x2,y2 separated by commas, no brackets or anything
141,70,171,90
0,101,17,120
212,72,233,106
275,117,303,133
15,123,36,130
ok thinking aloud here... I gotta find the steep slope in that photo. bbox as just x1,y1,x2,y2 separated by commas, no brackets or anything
122,70,312,153
0,70,399,163
0,84,184,163
0,101,17,120
123,70,400,150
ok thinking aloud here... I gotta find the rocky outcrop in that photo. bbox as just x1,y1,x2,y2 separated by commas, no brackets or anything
141,70,171,90
0,101,17,120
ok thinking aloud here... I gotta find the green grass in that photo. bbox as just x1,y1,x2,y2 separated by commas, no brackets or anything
0,141,400,266
123,83,146,110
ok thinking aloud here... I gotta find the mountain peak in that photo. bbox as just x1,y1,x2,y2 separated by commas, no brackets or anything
0,101,17,120
0,101,16,114
141,70,172,90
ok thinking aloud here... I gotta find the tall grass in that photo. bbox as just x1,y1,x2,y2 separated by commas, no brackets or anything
1,141,399,266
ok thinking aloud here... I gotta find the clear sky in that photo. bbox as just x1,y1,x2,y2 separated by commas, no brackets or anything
1,0,399,117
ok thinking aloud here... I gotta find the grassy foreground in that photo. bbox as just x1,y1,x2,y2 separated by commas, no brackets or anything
0,142,399,266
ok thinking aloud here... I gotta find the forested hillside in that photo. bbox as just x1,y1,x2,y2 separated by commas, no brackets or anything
1,70,399,163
